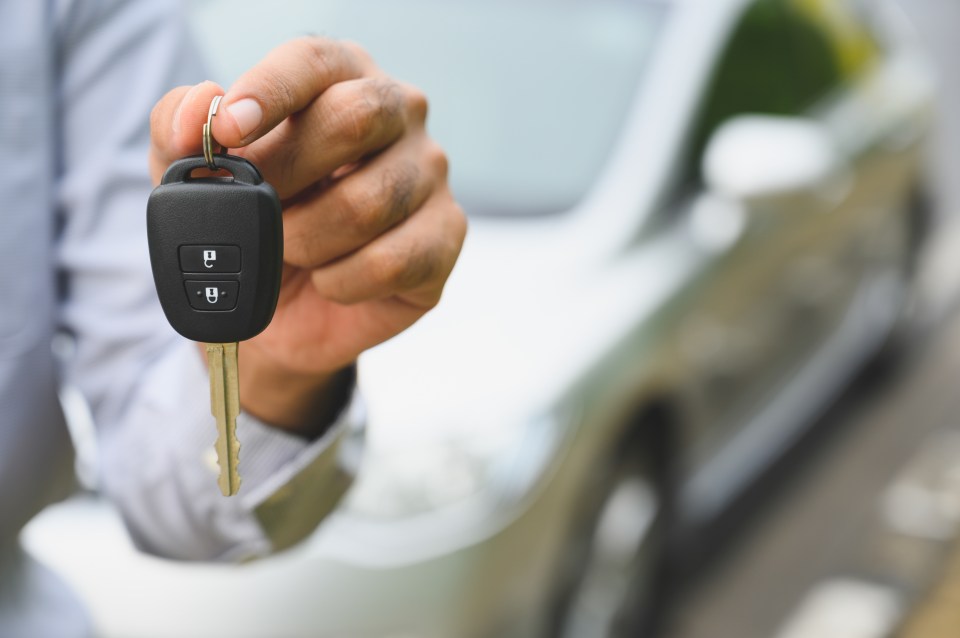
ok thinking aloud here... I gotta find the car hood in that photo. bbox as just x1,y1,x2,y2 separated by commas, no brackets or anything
358,215,697,449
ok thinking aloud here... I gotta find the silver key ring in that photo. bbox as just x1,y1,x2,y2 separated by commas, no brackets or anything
202,95,228,170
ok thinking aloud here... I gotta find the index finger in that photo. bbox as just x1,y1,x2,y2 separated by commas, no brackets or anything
212,37,373,149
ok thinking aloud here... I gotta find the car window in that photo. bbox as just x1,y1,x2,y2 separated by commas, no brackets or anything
682,0,876,187
189,0,666,217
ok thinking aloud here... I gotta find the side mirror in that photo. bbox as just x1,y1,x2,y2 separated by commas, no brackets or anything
701,115,847,206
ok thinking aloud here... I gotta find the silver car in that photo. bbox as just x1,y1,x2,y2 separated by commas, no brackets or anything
25,0,936,636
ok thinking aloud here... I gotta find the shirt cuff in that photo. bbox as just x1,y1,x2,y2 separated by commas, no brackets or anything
234,381,366,555
236,380,365,510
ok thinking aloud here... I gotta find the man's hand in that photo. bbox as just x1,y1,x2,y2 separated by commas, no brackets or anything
149,38,466,434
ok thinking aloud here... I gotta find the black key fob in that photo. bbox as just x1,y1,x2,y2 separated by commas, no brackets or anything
147,154,283,343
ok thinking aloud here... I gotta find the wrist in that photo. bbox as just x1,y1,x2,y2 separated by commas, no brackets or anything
236,345,356,438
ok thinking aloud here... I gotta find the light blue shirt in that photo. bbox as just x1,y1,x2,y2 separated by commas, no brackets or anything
0,1,361,635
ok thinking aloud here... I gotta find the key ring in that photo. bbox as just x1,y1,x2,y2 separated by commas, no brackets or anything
203,95,228,170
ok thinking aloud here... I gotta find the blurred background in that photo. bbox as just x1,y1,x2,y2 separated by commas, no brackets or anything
22,0,960,637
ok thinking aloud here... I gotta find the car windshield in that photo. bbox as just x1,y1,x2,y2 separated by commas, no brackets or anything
190,0,666,216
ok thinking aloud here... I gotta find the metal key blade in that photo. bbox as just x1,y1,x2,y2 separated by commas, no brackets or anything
206,342,241,496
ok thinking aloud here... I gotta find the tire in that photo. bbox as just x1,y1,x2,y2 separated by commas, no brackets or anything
546,434,669,638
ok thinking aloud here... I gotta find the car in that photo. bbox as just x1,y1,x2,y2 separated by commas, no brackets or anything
24,0,936,636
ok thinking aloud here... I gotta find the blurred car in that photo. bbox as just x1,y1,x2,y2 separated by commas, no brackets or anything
23,0,936,636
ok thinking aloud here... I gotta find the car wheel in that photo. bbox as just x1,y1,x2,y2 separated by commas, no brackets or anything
547,437,668,638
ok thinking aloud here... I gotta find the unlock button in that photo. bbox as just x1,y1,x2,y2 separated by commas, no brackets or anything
185,281,239,311
180,245,241,273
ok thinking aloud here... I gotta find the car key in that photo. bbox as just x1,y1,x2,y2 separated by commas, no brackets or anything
146,96,283,496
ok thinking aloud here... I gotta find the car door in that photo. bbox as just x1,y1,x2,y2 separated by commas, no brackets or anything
674,0,864,474
807,2,927,316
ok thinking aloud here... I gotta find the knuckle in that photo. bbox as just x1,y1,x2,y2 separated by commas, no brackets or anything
403,244,440,290
331,78,404,147
336,180,380,234
403,84,429,121
334,84,382,146
419,287,445,311
368,244,408,290
396,241,439,291
424,140,449,180
337,161,418,238
264,74,301,118
448,201,469,246
278,36,338,106
435,200,468,272
374,78,406,121
368,240,437,293
340,39,374,67
319,76,409,153
297,35,337,71
380,162,420,228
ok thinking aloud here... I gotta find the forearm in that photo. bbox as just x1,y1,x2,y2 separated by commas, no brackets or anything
57,0,363,561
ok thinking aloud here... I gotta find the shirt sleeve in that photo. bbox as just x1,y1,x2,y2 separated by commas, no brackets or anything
53,0,364,562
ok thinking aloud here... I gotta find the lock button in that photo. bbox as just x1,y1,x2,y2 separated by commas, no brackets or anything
184,281,239,311
179,245,241,273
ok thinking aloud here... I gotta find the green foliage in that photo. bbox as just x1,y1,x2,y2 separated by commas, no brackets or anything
687,0,844,182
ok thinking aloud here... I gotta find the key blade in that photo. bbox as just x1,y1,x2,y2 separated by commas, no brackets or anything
206,342,241,496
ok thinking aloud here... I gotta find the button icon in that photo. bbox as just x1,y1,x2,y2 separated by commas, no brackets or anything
179,246,241,273
184,281,239,311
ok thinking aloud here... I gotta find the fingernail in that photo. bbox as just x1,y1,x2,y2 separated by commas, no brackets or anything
226,98,263,139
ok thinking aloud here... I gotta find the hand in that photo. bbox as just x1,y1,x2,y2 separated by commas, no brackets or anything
149,38,466,433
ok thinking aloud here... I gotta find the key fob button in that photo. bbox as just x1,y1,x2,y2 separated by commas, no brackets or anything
184,281,239,311
180,245,241,273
